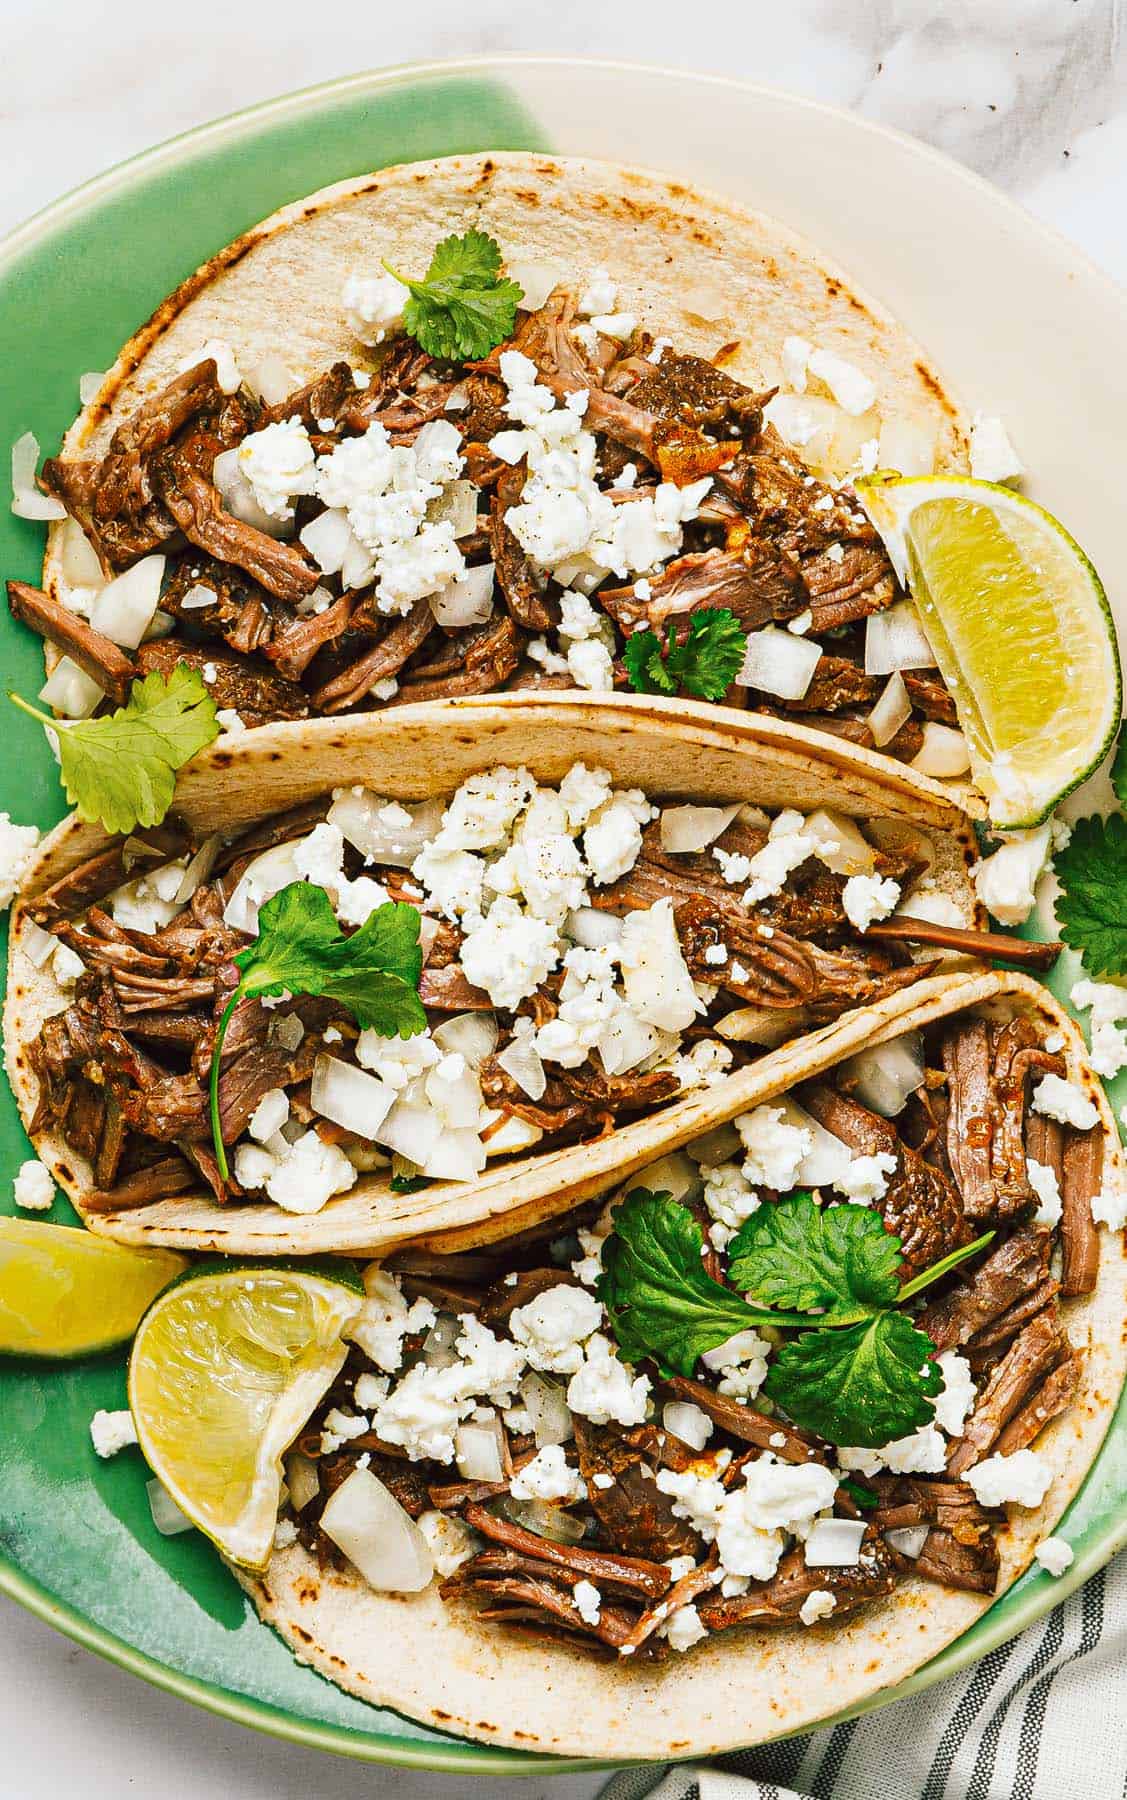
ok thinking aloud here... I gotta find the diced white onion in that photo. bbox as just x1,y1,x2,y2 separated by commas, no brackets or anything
245,355,298,406
596,1007,668,1077
497,1029,546,1101
864,602,936,676
79,371,105,405
432,1011,499,1068
868,671,913,748
426,479,480,539
659,803,740,855
886,1524,930,1559
804,809,876,877
212,447,292,540
455,1413,505,1483
565,906,623,950
444,384,471,414
684,1122,743,1167
803,1517,866,1567
910,723,971,779
146,1478,194,1537
300,506,354,575
285,1452,320,1511
737,626,822,699
320,1467,434,1592
342,531,376,592
59,516,105,587
223,840,302,934
311,1055,396,1139
420,1127,487,1182
501,1497,586,1544
421,1314,461,1370
39,656,104,719
841,1030,925,1118
482,1110,545,1156
627,1151,700,1207
376,1097,442,1167
506,257,564,312
775,1097,853,1187
519,1372,574,1448
21,919,61,967
11,431,66,521
327,789,444,867
174,833,222,904
430,563,494,628
89,555,165,649
716,1005,810,1046
178,583,218,611
662,1401,713,1452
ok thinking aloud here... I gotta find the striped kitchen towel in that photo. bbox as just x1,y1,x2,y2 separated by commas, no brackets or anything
599,1557,1126,1800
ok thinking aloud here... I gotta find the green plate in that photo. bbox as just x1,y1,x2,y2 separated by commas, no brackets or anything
1,57,1125,1773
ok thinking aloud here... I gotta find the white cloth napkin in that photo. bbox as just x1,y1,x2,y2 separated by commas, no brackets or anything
599,1556,1126,1800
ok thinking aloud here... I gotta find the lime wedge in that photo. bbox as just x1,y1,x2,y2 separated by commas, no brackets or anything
0,1217,186,1358
128,1260,363,1569
858,474,1121,826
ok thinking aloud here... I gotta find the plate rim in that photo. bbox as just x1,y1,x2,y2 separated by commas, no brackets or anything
2,51,1125,1770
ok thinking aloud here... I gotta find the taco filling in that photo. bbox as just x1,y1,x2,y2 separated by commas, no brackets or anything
19,759,1047,1217
17,261,961,764
269,998,1111,1662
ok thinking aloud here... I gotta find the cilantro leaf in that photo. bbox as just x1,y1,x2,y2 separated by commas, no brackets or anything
763,1313,943,1448
728,1190,904,1322
10,666,219,834
385,229,523,362
1054,812,1127,976
210,883,426,1179
622,608,746,702
597,1188,805,1377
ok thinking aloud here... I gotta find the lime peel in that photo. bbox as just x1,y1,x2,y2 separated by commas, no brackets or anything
0,1217,186,1359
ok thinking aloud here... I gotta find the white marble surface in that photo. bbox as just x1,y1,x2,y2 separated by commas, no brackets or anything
3,5,1126,1796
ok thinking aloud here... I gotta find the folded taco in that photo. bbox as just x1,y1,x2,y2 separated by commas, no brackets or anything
232,966,1126,1757
11,152,979,800
5,699,1047,1258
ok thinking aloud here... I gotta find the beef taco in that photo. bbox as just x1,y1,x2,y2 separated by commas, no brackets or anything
13,152,980,804
232,966,1126,1757
5,699,1050,1258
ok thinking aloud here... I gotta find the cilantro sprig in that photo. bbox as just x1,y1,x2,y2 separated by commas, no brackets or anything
210,882,426,1180
9,666,219,834
1055,812,1127,976
598,1188,991,1448
622,607,746,702
384,230,523,362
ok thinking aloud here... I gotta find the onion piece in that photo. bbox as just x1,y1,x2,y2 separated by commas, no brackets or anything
804,809,876,877
596,1007,667,1077
327,789,444,867
174,832,222,904
285,1452,320,1512
375,1096,442,1166
223,840,302,933
420,1127,487,1182
212,447,292,540
426,479,480,538
311,1054,396,1139
910,723,971,778
342,531,376,592
864,602,936,676
737,626,822,699
841,1030,925,1118
300,506,354,575
868,671,912,748
58,516,105,587
146,1478,195,1537
178,582,218,611
519,1372,574,1447
886,1524,930,1559
684,1122,743,1167
716,1005,810,1046
320,1467,434,1592
245,354,298,406
775,1097,853,1187
496,1024,546,1101
803,1517,866,1567
627,1151,700,1208
565,906,623,950
662,1401,713,1451
432,1012,499,1068
11,432,66,521
430,563,494,627
89,555,165,649
39,656,104,719
455,1413,505,1483
481,1109,544,1156
506,257,564,312
421,1314,460,1370
659,803,740,855
20,919,61,967
501,1496,586,1545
